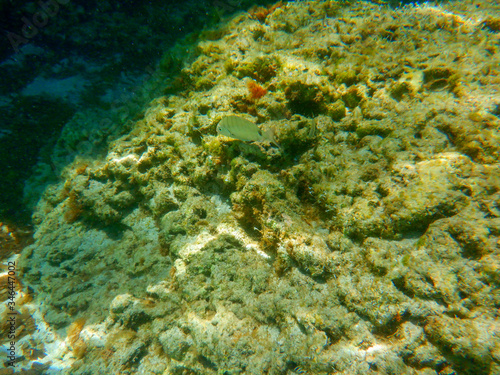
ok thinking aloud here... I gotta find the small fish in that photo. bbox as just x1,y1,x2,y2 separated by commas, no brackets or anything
217,115,276,145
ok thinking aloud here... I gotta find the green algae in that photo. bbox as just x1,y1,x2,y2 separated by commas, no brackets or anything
14,0,500,374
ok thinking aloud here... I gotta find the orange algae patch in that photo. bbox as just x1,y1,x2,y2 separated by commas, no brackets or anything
249,1,284,23
247,79,267,100
67,318,88,359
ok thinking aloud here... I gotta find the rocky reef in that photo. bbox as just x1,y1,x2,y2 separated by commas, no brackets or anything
3,0,500,374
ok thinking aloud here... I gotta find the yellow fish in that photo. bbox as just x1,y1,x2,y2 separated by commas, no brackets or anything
217,115,276,144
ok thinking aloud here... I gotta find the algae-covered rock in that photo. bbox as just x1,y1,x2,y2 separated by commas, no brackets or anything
16,0,500,374
425,315,500,374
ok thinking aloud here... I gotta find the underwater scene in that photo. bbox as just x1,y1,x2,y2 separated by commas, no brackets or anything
0,0,499,374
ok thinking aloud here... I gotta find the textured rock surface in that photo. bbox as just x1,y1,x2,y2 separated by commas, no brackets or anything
9,0,500,374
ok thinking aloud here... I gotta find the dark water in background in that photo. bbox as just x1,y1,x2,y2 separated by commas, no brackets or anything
0,0,448,225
